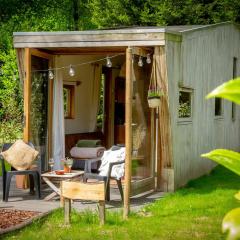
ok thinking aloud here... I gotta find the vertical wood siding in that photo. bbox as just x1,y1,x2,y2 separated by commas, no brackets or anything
166,24,240,189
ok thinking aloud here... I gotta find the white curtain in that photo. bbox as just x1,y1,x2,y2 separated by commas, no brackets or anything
52,69,65,170
89,63,102,132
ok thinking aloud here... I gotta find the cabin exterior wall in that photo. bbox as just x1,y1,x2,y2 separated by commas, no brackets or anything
166,24,240,189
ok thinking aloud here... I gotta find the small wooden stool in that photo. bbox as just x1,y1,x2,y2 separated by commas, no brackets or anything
61,181,105,225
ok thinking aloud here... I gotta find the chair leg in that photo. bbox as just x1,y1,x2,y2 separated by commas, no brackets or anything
105,178,110,202
2,173,6,201
116,179,123,201
4,173,12,202
29,174,34,194
32,173,41,199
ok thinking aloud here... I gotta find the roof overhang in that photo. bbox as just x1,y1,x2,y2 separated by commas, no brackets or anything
13,28,166,49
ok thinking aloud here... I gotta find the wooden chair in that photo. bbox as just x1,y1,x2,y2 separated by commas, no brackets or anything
0,142,41,202
61,181,105,225
84,160,124,202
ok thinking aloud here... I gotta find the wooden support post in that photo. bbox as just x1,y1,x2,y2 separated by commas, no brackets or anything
123,47,133,219
98,200,105,225
23,48,31,142
64,198,71,225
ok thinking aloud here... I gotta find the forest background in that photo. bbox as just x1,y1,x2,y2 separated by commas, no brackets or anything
0,0,240,142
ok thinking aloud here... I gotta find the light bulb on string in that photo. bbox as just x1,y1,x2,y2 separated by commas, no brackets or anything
146,54,151,64
138,56,143,67
69,65,75,77
106,56,112,68
48,70,54,80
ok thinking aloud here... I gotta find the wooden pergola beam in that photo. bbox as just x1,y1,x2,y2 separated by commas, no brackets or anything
123,47,133,219
23,48,31,142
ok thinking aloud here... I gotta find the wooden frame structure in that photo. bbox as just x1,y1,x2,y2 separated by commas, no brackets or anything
14,22,240,217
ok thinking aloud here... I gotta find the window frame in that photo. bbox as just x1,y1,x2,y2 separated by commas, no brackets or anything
63,84,75,119
232,57,237,121
178,87,193,123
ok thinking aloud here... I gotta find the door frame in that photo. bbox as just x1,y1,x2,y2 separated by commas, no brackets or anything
24,48,53,164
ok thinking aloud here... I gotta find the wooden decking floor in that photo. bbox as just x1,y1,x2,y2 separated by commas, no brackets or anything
0,176,164,214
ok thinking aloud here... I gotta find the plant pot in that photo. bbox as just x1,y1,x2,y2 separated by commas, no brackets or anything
148,97,160,108
64,165,70,173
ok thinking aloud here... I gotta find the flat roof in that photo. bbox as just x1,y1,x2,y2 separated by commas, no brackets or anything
13,22,233,49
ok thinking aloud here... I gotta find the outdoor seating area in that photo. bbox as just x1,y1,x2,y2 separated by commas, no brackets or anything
0,139,127,205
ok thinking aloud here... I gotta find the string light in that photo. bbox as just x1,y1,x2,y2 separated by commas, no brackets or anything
138,56,143,67
31,54,124,73
146,54,151,64
48,70,54,79
69,65,75,77
106,56,112,68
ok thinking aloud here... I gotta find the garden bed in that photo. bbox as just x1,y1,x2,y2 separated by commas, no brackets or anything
0,209,41,235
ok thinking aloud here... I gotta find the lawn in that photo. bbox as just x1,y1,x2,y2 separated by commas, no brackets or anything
2,166,240,240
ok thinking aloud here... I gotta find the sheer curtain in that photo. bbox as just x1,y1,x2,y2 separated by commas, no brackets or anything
52,69,65,170
154,46,173,168
88,63,102,132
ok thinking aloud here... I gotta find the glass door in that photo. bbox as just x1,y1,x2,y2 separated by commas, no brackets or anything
131,60,155,195
30,51,53,172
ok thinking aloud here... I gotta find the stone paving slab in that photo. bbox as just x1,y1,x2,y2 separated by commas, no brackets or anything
0,176,164,213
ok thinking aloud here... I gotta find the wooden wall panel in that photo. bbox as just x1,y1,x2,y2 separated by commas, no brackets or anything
166,24,240,189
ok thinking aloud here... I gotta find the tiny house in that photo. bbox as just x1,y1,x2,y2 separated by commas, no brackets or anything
13,22,240,203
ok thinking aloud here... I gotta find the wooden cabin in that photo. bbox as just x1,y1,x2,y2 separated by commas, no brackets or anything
13,22,240,208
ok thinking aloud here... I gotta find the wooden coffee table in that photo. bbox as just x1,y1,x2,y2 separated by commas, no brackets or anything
41,170,84,202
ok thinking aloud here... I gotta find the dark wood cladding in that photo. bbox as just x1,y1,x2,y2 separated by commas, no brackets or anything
65,132,105,156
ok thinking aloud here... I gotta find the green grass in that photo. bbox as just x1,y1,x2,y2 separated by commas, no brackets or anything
2,166,240,240
0,161,11,176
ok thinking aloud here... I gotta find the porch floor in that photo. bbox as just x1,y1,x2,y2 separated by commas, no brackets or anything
0,176,164,214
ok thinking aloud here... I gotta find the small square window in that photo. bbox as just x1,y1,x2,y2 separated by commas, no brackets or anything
178,89,192,119
214,98,223,117
63,84,75,119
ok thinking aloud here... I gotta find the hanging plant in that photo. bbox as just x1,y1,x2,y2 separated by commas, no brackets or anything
147,54,163,108
147,88,163,108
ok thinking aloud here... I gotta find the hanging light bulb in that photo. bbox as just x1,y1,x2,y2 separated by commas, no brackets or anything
48,70,54,79
146,53,151,64
69,65,75,77
106,56,112,68
138,56,143,67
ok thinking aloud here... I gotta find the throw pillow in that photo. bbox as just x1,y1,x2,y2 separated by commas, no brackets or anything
1,140,39,171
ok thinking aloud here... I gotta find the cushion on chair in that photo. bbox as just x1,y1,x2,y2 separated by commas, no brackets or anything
1,140,39,171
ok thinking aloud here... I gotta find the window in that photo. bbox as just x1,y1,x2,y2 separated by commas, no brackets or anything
178,88,192,120
232,57,237,120
63,84,75,119
215,98,223,117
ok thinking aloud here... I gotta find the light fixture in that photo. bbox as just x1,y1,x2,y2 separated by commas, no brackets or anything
106,56,112,68
138,56,143,67
48,70,54,79
69,65,75,77
146,54,151,64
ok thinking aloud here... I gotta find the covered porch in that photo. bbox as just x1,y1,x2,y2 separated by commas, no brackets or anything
13,28,172,216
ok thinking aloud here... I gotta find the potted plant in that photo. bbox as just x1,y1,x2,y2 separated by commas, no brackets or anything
147,89,163,108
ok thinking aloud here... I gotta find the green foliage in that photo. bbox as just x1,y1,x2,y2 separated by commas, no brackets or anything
0,49,23,144
88,0,240,28
206,78,240,105
222,208,240,240
147,91,161,98
179,101,191,118
202,149,240,177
